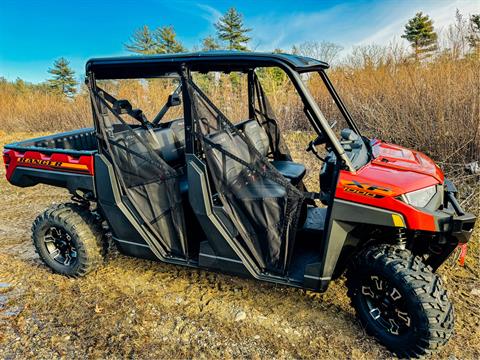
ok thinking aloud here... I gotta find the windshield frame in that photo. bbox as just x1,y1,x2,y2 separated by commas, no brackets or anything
315,70,363,138
295,68,374,171
284,68,357,172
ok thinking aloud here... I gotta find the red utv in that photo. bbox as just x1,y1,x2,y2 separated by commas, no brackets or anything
3,52,476,357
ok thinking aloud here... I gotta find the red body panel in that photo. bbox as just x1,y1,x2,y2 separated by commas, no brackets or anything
371,141,444,183
335,140,443,232
3,149,95,181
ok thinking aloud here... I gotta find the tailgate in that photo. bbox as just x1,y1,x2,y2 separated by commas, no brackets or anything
3,130,97,193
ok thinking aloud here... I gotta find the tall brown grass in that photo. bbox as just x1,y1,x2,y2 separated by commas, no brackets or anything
328,57,480,166
0,82,91,131
1,54,478,210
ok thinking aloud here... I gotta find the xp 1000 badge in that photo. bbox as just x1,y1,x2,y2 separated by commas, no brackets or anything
340,180,393,198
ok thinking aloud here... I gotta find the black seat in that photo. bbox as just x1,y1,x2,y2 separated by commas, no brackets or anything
241,120,306,185
167,118,186,149
208,131,286,200
126,126,189,196
270,161,306,185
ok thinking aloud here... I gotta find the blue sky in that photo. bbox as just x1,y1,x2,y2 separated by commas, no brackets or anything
0,0,478,83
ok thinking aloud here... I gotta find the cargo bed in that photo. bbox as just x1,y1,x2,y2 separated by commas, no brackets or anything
3,128,97,194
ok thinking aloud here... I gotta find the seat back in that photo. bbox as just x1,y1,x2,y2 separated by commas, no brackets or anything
242,120,270,157
208,131,250,185
151,128,182,164
128,127,184,166
168,118,186,149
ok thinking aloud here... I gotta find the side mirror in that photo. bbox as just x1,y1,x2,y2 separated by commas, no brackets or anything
168,93,181,107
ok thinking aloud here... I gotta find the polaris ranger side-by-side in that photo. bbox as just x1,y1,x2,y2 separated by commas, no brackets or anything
3,52,476,357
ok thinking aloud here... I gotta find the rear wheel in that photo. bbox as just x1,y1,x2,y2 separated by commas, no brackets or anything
32,203,105,277
346,245,454,358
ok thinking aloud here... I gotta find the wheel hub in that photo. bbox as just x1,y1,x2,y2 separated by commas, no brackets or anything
361,275,411,335
44,226,77,267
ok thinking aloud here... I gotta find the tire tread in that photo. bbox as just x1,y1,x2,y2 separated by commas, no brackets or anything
32,202,104,277
346,245,454,358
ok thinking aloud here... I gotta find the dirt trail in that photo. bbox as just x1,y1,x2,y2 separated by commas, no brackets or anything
0,133,479,359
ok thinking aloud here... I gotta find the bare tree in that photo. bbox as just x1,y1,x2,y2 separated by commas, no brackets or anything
344,44,388,69
442,10,469,59
387,40,409,65
292,41,344,64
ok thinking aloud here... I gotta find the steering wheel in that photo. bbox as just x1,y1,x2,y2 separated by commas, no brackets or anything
306,120,337,152
306,133,326,152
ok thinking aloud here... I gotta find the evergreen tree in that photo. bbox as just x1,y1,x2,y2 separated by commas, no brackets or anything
402,12,438,59
125,25,185,54
215,7,251,51
124,25,158,54
466,14,480,50
154,26,185,53
47,58,77,97
202,35,221,51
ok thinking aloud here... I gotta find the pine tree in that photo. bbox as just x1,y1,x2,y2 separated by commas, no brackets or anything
402,12,438,60
215,7,251,51
154,26,185,53
202,35,221,51
466,14,480,50
47,58,78,97
124,25,158,54
125,25,185,54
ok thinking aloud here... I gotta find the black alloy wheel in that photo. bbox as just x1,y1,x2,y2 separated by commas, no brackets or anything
43,226,78,267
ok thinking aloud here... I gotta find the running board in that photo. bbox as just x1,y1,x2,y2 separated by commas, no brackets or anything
198,241,249,276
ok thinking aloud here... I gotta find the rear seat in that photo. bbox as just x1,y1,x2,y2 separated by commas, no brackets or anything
129,126,188,194
241,120,306,185
165,119,188,195
147,128,183,165
168,118,186,148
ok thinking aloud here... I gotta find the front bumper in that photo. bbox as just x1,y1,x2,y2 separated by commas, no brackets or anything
429,191,476,243
442,180,476,243
449,211,476,244
420,181,476,270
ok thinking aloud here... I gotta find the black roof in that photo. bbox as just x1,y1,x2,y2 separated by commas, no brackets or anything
86,51,329,79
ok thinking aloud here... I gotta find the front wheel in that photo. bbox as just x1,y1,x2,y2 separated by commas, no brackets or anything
346,245,454,358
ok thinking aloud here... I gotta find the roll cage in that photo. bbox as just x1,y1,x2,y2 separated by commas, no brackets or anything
86,51,361,172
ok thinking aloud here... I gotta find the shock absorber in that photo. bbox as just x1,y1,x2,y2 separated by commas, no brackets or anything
396,227,407,249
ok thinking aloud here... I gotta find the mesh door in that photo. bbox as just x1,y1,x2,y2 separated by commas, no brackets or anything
187,80,304,274
91,89,188,257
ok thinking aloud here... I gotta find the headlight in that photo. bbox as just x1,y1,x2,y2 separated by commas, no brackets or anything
402,185,437,208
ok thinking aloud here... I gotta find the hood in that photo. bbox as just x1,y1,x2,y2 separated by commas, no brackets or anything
371,141,444,183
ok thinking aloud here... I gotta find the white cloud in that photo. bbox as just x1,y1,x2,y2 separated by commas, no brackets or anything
202,0,479,53
356,0,480,46
248,5,348,51
196,3,222,24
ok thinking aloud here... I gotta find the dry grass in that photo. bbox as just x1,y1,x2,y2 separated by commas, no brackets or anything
327,58,480,167
0,84,91,132
0,132,479,359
